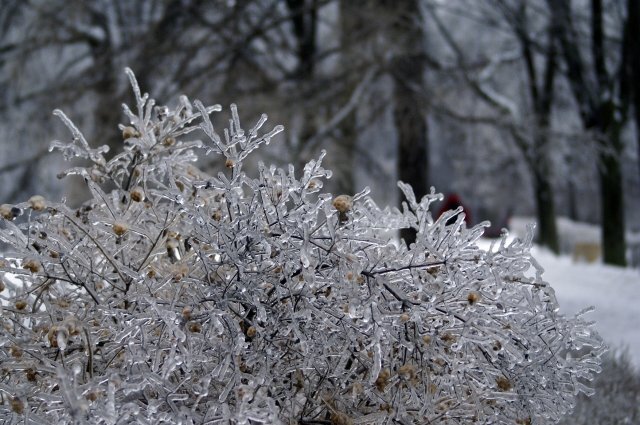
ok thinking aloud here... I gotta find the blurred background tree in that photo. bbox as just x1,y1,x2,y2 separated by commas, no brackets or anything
1,0,639,265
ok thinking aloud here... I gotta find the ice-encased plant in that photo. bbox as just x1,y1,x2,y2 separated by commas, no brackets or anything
0,69,604,425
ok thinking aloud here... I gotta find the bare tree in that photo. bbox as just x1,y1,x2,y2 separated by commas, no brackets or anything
548,0,631,265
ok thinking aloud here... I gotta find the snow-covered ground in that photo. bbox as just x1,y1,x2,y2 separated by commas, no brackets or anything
502,216,640,369
530,245,640,369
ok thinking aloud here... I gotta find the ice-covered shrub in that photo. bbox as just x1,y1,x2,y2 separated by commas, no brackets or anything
559,350,640,425
0,69,604,424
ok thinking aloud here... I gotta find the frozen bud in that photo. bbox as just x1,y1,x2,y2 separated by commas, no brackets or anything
440,332,456,344
0,204,16,220
172,263,189,281
130,187,145,202
211,209,222,221
496,376,512,392
9,345,23,358
467,291,481,305
188,322,202,333
0,278,5,292
122,126,139,140
112,222,129,236
332,195,353,213
162,136,176,146
23,259,41,273
246,326,257,338
85,391,100,402
225,158,235,169
422,335,432,345
375,368,391,392
182,306,192,321
398,363,416,380
28,195,46,211
15,300,27,311
26,368,37,382
47,326,59,347
10,397,24,414
400,313,411,323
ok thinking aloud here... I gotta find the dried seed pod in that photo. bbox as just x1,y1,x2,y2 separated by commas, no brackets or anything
332,195,353,213
188,322,202,333
0,204,17,220
130,187,145,202
85,391,100,402
10,397,24,414
375,368,391,392
122,126,139,139
496,376,512,391
112,222,129,236
333,195,353,223
25,368,37,382
398,363,416,380
28,195,46,211
9,345,23,358
182,306,192,321
22,259,41,273
467,291,481,305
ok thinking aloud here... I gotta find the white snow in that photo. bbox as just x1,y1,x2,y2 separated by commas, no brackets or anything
531,245,640,369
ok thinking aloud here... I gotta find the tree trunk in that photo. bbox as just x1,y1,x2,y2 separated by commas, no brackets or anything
382,0,429,246
548,0,628,265
533,170,560,253
599,129,627,266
